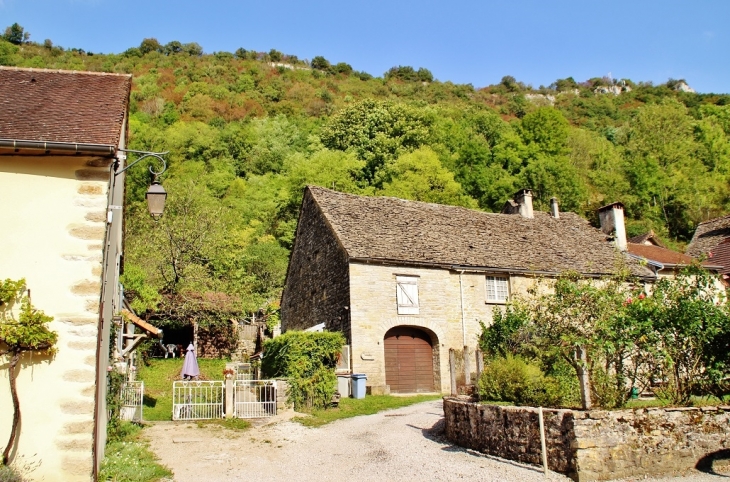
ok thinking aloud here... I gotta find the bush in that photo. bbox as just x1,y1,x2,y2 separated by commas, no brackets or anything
262,331,345,410
478,355,565,407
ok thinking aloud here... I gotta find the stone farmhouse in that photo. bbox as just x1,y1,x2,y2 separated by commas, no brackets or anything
687,215,730,283
281,186,656,396
0,67,132,481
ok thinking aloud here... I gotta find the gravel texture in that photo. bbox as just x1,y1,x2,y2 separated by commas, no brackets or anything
144,400,730,482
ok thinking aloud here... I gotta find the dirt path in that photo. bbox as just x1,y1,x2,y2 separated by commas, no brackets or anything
144,400,729,482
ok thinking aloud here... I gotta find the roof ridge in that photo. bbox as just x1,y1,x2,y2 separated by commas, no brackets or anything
306,185,581,220
0,66,132,78
697,213,730,226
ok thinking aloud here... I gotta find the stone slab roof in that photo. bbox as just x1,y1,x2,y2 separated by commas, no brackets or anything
307,186,654,278
0,66,131,146
687,215,730,258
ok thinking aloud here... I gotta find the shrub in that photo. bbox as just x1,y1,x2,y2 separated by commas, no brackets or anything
478,355,565,407
262,331,345,410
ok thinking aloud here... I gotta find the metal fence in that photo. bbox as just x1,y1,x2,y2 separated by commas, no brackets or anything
234,380,277,418
172,381,225,420
119,381,144,422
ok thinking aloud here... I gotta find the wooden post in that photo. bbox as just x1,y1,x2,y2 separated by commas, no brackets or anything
476,349,484,382
449,349,457,396
538,406,548,476
463,345,471,386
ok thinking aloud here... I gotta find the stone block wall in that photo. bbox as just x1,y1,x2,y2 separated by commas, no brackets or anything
281,188,351,339
443,397,730,481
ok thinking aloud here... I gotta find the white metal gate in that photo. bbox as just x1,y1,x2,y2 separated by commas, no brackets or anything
120,381,144,422
172,381,224,420
234,380,277,418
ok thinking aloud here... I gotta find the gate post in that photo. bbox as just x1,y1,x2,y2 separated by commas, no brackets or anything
225,368,234,419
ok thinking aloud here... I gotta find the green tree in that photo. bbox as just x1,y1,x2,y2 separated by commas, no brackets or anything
2,23,29,45
378,147,477,207
139,37,162,55
311,56,330,71
320,99,433,182
0,279,57,463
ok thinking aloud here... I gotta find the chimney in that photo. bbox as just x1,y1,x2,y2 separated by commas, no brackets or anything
598,202,627,251
550,197,559,219
513,189,534,219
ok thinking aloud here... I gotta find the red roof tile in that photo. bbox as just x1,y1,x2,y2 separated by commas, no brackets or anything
0,67,131,146
627,243,695,266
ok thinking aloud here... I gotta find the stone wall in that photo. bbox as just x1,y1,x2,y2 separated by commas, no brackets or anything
443,397,730,481
281,187,351,339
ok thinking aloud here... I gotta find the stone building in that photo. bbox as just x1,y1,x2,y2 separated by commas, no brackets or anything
281,186,654,395
687,214,730,283
0,67,131,480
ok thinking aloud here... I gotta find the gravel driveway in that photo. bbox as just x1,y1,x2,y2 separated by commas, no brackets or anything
144,400,730,482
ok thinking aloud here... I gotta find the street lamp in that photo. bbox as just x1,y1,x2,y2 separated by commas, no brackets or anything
115,150,169,220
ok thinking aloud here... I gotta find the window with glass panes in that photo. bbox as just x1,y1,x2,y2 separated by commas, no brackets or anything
485,276,509,303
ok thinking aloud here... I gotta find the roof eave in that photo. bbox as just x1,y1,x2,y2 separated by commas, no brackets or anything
348,256,656,281
0,138,117,156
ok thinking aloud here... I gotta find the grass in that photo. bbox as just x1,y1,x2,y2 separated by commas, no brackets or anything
137,358,227,421
99,423,172,482
293,394,442,427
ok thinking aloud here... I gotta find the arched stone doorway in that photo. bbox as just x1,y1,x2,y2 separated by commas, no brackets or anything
384,326,437,393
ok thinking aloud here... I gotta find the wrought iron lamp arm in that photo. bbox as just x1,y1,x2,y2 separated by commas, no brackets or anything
115,149,169,177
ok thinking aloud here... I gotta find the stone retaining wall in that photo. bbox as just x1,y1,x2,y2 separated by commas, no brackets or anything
443,397,730,481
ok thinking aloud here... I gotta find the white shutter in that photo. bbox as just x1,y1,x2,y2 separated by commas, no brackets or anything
396,276,419,314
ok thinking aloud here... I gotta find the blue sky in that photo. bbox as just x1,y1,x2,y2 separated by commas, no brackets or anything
1,0,727,93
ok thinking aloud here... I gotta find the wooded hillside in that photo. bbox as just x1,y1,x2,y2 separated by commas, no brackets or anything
3,28,729,327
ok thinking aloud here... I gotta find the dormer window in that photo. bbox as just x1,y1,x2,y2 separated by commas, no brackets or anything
486,275,509,303
396,275,419,314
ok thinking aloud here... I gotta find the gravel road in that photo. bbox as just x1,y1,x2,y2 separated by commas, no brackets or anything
144,400,730,482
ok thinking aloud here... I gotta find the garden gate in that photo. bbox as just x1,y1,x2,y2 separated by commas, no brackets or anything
119,381,144,422
172,380,225,420
233,380,277,418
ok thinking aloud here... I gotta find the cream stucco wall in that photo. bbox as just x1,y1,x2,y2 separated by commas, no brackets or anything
0,155,110,481
348,262,539,394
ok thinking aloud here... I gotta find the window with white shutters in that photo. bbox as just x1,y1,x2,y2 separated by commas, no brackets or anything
396,276,419,315
485,276,509,303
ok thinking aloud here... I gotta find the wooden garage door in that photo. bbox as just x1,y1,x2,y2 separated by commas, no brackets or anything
384,327,434,393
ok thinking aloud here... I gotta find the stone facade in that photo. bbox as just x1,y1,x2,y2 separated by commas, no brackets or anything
0,155,111,481
349,263,535,394
443,397,730,481
281,189,351,339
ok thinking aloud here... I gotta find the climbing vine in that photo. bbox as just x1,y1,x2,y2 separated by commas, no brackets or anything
0,278,57,464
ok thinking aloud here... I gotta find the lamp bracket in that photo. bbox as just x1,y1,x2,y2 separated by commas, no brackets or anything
115,149,169,177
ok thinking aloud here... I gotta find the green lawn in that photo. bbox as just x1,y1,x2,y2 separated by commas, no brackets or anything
100,423,172,482
137,358,227,421
294,394,443,427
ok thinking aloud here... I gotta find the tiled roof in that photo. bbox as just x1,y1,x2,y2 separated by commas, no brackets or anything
628,230,665,248
707,239,730,276
0,67,131,146
307,186,654,278
686,215,730,259
627,243,695,266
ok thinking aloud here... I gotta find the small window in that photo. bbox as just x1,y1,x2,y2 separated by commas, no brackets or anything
486,275,509,303
396,275,419,315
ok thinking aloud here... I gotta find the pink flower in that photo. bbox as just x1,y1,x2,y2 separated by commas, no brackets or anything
107,366,113,372
638,293,645,300
624,297,633,306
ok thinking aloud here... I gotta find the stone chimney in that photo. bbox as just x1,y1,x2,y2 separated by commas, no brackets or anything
501,189,534,218
550,197,559,219
598,202,627,251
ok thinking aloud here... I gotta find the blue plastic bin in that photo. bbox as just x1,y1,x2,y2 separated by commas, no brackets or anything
351,373,367,399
